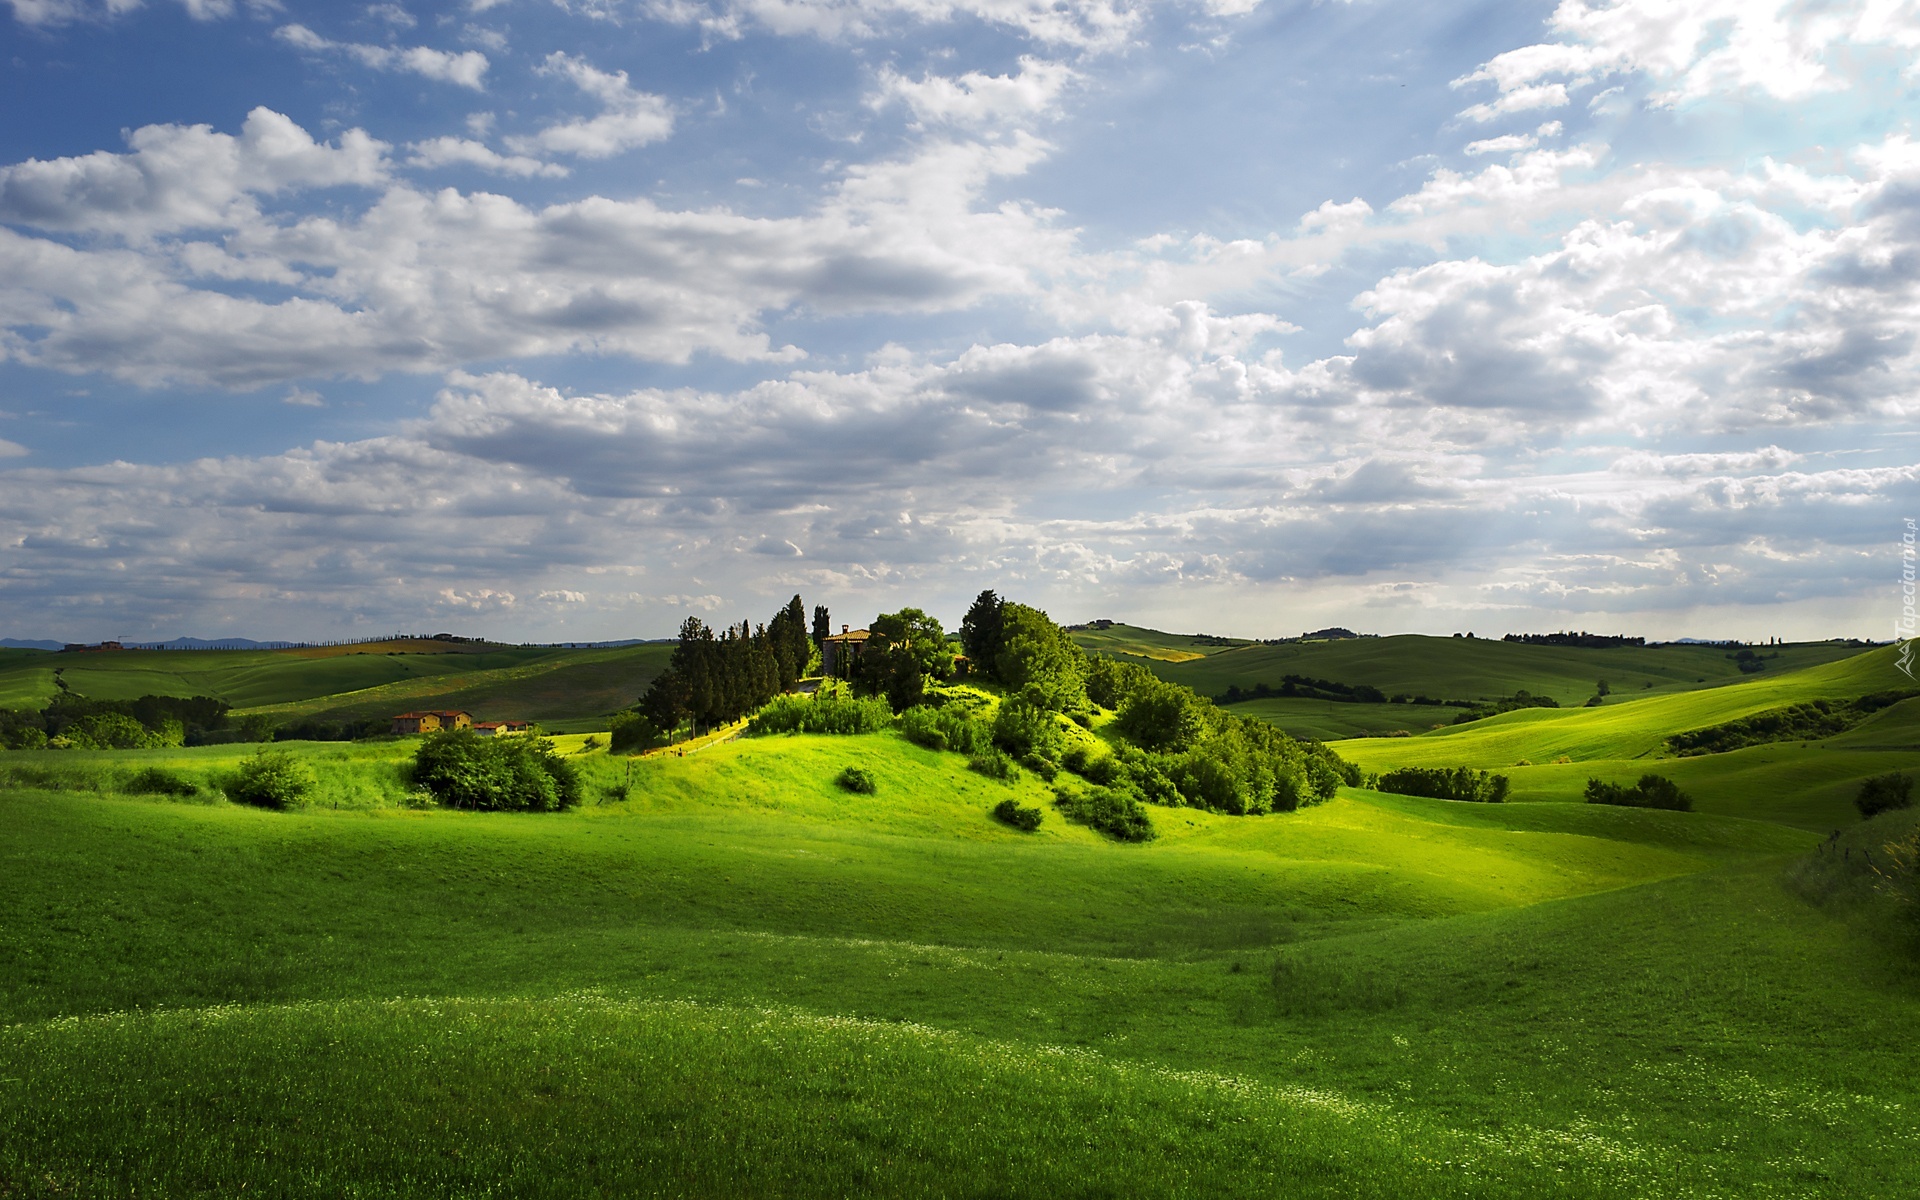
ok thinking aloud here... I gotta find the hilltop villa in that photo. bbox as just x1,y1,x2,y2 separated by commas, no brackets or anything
819,626,871,676
390,710,473,735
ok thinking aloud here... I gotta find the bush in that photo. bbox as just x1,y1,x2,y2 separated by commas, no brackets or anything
1062,745,1123,786
223,748,317,811
412,729,581,812
748,690,893,736
1585,774,1691,812
608,712,658,754
900,704,990,755
968,749,1020,782
1376,766,1509,804
1857,772,1915,819
991,694,1064,760
992,798,1042,831
1020,753,1059,782
836,766,877,794
122,766,198,797
1054,785,1155,842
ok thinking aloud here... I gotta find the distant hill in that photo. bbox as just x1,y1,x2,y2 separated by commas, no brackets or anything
0,639,61,651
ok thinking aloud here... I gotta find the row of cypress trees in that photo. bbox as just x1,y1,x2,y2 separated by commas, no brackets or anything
638,596,813,736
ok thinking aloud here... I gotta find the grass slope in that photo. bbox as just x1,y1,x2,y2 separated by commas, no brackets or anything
1340,645,1917,829
1117,632,1867,707
0,643,672,728
5,716,1914,1196
1067,623,1251,663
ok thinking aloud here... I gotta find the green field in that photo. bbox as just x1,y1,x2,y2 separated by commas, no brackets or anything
0,640,672,730
2,638,1916,1196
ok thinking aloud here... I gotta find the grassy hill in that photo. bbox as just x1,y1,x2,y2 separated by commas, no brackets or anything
3,708,1917,1195
1334,645,1916,829
0,641,673,729
1066,622,1251,663
3,633,1917,1195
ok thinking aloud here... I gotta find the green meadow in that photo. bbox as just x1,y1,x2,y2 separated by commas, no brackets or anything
2,636,1916,1196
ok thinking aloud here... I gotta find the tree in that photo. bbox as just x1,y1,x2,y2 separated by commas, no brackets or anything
959,590,1005,676
1114,680,1207,753
812,604,832,650
993,603,1085,712
872,607,948,677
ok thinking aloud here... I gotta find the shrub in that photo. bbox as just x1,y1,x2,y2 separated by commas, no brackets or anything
122,766,198,797
1114,681,1208,752
1020,753,1059,782
991,694,1064,760
900,704,990,755
223,748,317,811
1377,766,1509,804
608,712,658,754
748,690,893,736
1584,774,1691,812
836,766,877,794
1054,785,1155,842
412,729,581,812
1857,772,1915,819
968,749,1020,782
992,798,1042,831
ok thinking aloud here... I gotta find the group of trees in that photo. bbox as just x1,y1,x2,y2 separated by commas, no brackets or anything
635,596,813,738
0,693,244,750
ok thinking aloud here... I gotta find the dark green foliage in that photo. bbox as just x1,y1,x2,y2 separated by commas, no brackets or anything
993,604,1085,712
747,689,893,736
641,600,821,741
967,749,1020,782
272,717,387,743
1585,774,1692,812
222,748,317,811
958,590,1005,676
991,798,1042,831
898,705,989,754
607,712,659,754
835,767,876,794
1062,745,1122,787
1450,691,1561,724
1084,654,1156,711
1218,676,1387,705
1377,766,1509,804
851,637,927,713
811,604,831,650
40,693,229,746
1857,772,1915,819
1114,680,1207,752
122,767,199,797
1669,692,1918,755
411,730,580,812
1732,648,1766,674
1053,786,1155,842
990,693,1064,761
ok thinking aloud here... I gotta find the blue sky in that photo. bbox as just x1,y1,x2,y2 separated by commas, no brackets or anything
1,0,1917,642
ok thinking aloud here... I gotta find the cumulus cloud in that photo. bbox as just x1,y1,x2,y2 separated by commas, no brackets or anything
274,23,490,90
868,57,1076,127
7,0,239,24
0,111,1072,388
406,137,571,178
505,54,675,158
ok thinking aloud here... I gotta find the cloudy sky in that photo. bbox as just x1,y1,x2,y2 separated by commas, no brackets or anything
2,0,1916,642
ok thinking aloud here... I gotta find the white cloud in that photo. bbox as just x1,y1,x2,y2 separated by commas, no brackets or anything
1296,197,1372,235
0,107,388,238
407,136,571,178
5,0,236,24
868,57,1076,127
282,386,325,407
506,53,675,158
0,438,27,457
639,0,1144,51
1464,132,1536,156
0,112,1069,388
275,23,491,90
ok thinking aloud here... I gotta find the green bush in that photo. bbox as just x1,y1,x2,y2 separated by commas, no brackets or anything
1585,774,1691,812
412,730,581,812
968,749,1020,783
1054,785,1155,842
1856,772,1915,819
899,705,990,755
608,712,658,754
992,798,1042,831
836,766,877,794
991,694,1063,760
1377,766,1509,804
749,690,893,736
122,766,199,797
223,748,317,811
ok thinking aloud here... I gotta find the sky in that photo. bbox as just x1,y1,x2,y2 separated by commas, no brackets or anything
1,0,1918,643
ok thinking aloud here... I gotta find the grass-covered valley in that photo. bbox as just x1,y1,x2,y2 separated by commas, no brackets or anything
2,601,1916,1198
